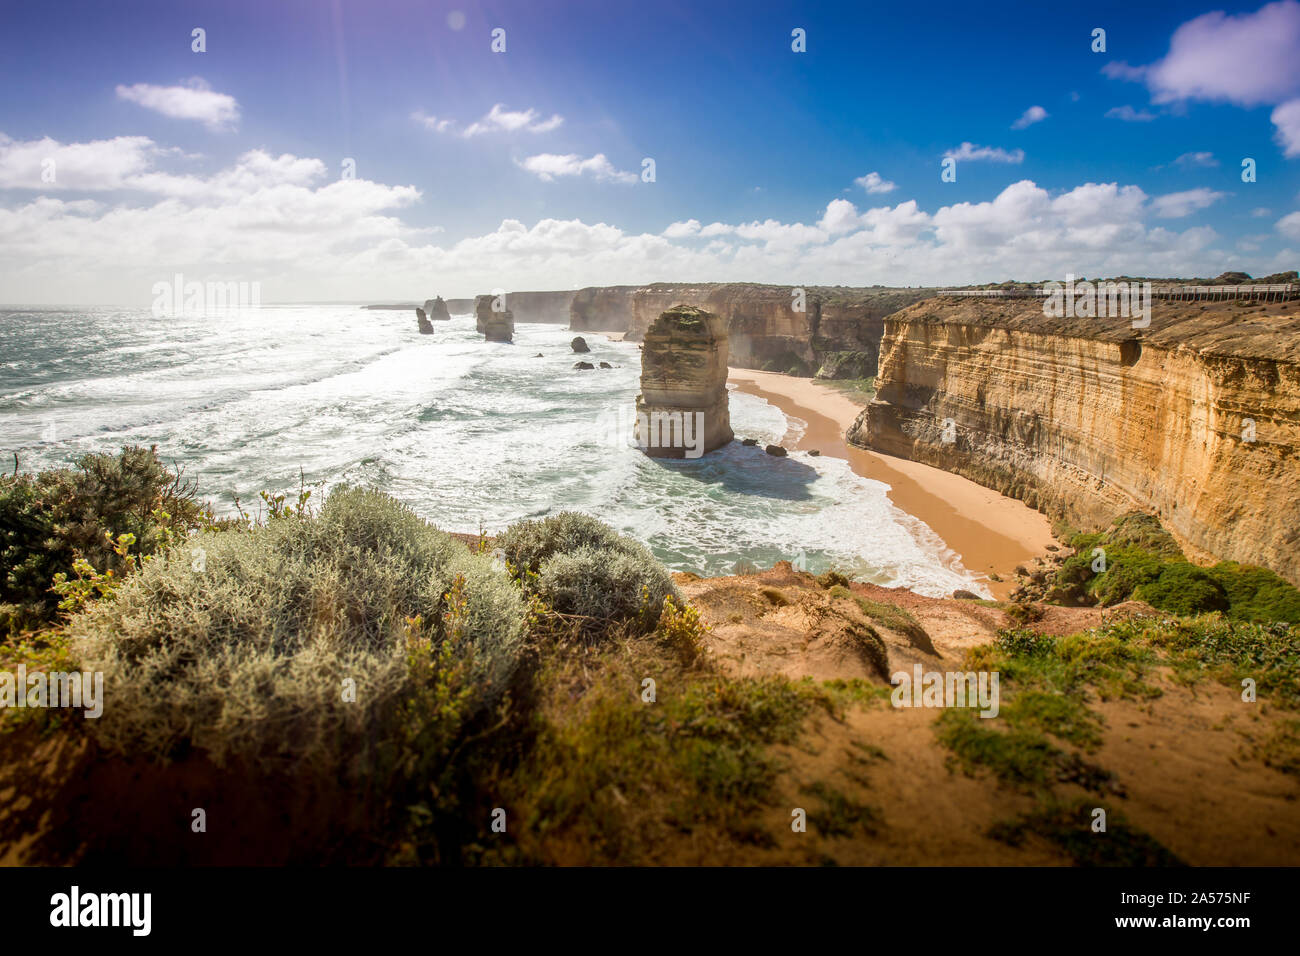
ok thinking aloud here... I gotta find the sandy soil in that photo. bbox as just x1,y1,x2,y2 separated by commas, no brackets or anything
728,368,1056,598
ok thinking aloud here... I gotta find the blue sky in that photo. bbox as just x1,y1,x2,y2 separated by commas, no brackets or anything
1,0,1298,302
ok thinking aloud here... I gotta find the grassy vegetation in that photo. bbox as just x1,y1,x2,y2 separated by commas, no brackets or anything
817,376,876,404
938,615,1300,798
851,595,932,648
1052,513,1300,623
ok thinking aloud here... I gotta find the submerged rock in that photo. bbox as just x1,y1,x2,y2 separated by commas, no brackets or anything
571,336,590,353
634,305,734,459
599,361,613,369
574,361,595,370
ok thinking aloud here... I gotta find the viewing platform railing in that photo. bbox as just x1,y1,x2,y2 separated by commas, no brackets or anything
933,283,1298,301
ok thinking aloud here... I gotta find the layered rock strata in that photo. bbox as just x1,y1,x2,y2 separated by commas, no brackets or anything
569,283,930,376
847,297,1300,584
635,306,734,458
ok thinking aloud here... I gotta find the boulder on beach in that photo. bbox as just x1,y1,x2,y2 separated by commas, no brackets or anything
416,308,433,334
952,589,980,600
571,336,590,353
741,438,758,447
765,444,787,457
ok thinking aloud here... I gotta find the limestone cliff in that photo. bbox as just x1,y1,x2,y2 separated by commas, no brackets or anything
847,297,1300,584
569,283,929,376
635,306,733,458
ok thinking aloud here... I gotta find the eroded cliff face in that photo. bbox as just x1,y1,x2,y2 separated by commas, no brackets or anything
569,283,929,375
635,305,733,458
848,298,1300,584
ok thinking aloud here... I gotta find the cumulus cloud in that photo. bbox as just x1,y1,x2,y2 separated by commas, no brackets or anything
1011,105,1048,129
662,219,701,238
0,133,1275,303
1150,187,1228,218
1102,2,1300,155
515,153,637,184
115,78,239,130
414,104,563,138
942,142,1025,163
853,171,897,193
1272,98,1300,156
1105,105,1157,122
1277,210,1300,240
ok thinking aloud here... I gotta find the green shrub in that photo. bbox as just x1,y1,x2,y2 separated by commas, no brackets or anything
71,486,526,774
1134,562,1228,616
1207,562,1300,624
498,513,678,633
0,446,207,626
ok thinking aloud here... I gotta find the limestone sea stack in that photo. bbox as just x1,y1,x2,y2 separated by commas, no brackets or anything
416,308,433,334
635,305,733,458
475,293,515,341
424,297,451,321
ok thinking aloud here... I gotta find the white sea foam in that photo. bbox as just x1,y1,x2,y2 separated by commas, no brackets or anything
0,304,988,597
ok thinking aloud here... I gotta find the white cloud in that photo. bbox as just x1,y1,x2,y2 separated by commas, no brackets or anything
1011,105,1048,129
1142,1,1300,107
1271,98,1300,157
1277,210,1300,240
115,78,239,130
0,133,1276,303
853,171,897,193
942,142,1024,163
1105,105,1157,122
464,104,563,137
1174,151,1218,167
662,219,701,238
515,153,637,184
1150,187,1228,218
1102,2,1300,157
1253,207,1273,217
411,111,455,134
416,104,564,138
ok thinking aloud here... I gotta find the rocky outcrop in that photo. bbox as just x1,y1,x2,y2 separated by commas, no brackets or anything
569,283,930,376
635,306,734,458
416,308,433,334
474,294,515,342
571,336,590,353
848,297,1300,584
423,297,451,321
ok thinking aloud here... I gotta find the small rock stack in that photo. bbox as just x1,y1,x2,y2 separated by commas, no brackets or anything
416,308,433,334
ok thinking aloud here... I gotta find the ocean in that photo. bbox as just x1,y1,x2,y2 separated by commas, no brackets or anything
0,304,987,597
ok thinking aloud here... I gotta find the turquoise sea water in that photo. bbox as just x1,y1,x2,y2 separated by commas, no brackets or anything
0,304,988,597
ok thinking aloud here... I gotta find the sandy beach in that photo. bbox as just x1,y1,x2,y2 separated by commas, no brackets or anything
728,368,1056,599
